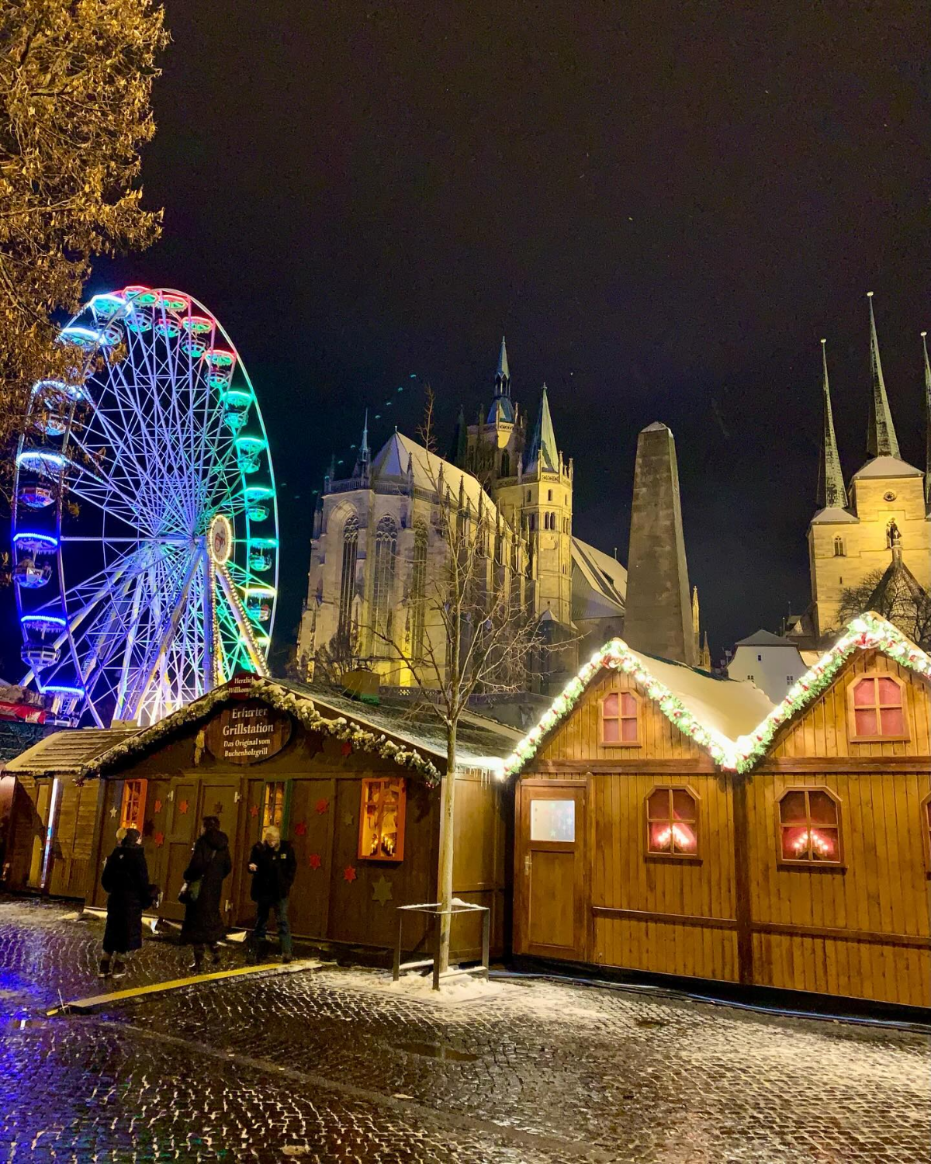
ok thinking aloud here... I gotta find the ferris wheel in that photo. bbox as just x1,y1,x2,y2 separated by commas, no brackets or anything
11,286,279,727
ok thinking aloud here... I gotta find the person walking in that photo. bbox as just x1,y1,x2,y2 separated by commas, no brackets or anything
100,827,150,979
248,825,297,963
180,815,232,973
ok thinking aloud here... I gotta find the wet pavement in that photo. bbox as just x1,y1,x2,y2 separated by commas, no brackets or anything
1,897,929,1162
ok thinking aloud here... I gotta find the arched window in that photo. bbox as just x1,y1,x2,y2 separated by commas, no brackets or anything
373,516,398,646
848,673,908,741
646,787,699,857
778,788,841,864
833,536,845,557
500,451,510,478
601,691,639,744
337,513,359,641
410,524,428,662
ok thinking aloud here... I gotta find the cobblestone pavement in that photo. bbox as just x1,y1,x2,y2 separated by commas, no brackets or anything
1,897,930,1162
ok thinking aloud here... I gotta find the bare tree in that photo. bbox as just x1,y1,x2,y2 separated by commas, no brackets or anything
836,569,931,649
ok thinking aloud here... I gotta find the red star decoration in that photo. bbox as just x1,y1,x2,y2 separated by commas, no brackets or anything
315,798,329,815
294,820,307,836
308,853,322,870
178,799,189,815
343,865,356,882
249,804,259,818
153,799,162,814
153,832,165,847
340,741,353,756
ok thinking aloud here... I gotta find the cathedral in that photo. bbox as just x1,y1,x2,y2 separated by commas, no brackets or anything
789,294,931,648
297,339,628,689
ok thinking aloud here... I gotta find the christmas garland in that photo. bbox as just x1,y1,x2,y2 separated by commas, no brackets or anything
497,613,931,779
80,678,442,787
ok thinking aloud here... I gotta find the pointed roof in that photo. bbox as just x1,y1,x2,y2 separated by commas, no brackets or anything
488,335,515,424
524,385,559,474
923,332,931,506
818,339,848,510
867,553,927,614
352,410,370,477
867,292,901,459
370,431,498,518
734,628,801,648
851,455,921,481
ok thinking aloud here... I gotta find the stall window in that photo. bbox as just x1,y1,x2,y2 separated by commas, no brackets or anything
120,779,147,830
601,691,639,744
262,781,287,829
358,777,406,862
848,674,907,741
778,788,842,864
646,786,699,857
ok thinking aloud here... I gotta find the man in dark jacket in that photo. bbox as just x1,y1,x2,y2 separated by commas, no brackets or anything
180,816,232,972
248,825,296,962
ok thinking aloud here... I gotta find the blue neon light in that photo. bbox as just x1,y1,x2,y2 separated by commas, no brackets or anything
21,615,67,627
13,532,59,547
43,685,85,696
16,451,67,470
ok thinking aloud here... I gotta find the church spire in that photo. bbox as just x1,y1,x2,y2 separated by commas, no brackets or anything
923,331,931,506
488,336,514,425
524,384,558,474
818,339,848,510
353,410,370,480
867,292,900,459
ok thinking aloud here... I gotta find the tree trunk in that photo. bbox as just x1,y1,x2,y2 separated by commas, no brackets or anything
435,719,457,981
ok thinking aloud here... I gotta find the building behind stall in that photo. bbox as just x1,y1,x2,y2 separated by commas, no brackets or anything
14,676,519,962
502,613,931,1010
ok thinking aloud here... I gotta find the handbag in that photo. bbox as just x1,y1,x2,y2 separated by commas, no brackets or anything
178,878,201,905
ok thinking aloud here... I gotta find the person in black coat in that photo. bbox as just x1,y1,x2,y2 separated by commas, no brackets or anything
180,816,232,972
100,827,150,979
248,825,297,962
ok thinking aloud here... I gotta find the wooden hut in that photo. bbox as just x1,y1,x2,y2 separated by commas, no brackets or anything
501,613,931,1010
61,675,517,961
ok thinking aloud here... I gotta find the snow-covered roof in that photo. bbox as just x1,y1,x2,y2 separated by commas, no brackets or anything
4,727,139,776
733,629,803,649
810,506,859,525
77,678,520,784
571,538,627,619
852,456,922,481
499,613,931,777
371,432,494,517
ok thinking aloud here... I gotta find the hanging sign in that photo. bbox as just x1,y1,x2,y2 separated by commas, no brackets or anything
205,700,292,765
226,672,259,701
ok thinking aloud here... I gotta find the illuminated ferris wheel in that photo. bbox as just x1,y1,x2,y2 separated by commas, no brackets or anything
11,286,279,727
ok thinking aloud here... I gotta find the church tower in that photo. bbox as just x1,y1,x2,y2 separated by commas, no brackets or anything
463,337,526,487
494,384,574,626
807,296,931,642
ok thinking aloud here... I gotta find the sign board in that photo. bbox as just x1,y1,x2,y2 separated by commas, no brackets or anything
226,672,259,701
205,700,292,765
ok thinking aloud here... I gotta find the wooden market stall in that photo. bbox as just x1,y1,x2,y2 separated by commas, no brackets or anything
502,613,931,1010
74,676,517,962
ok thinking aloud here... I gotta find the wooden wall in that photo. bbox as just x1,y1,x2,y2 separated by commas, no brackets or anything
85,709,507,961
519,655,931,1009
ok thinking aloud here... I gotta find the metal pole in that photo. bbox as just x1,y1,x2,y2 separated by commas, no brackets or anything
481,906,490,978
432,908,442,991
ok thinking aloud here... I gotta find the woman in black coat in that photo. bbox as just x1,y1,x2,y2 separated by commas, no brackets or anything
180,816,232,972
100,828,150,979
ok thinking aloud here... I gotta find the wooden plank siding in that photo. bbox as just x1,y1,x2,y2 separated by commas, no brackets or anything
517,652,931,1009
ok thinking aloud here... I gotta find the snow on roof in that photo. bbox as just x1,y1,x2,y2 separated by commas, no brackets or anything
4,727,139,776
500,613,931,777
852,456,922,480
810,506,859,525
371,432,495,519
572,538,627,599
733,629,803,649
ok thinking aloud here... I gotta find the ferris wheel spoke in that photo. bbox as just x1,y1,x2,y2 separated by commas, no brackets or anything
215,561,270,677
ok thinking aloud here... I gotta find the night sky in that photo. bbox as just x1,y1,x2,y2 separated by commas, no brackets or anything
27,3,931,666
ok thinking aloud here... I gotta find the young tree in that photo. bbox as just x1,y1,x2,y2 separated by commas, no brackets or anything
0,0,168,487
358,397,567,981
836,569,931,649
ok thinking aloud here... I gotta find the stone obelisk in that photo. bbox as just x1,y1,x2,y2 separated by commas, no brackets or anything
623,422,697,665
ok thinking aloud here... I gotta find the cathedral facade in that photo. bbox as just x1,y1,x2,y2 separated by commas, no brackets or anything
795,296,931,646
297,340,627,688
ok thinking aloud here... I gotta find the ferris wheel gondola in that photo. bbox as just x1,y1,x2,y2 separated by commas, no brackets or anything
11,286,279,727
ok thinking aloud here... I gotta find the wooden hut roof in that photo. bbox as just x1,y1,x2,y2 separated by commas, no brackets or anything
3,727,139,777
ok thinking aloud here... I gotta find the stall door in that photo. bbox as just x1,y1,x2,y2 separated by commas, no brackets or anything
516,783,588,961
197,780,241,927
160,778,200,922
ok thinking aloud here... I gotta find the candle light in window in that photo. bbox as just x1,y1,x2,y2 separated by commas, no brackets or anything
792,828,833,857
653,823,695,851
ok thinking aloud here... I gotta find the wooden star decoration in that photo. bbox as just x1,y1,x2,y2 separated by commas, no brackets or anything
178,799,189,815
372,875,393,906
294,820,307,837
213,802,224,816
315,798,329,815
249,804,259,818
153,799,162,814
308,853,322,870
153,832,165,847
342,812,354,828
343,865,357,882
109,806,117,818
